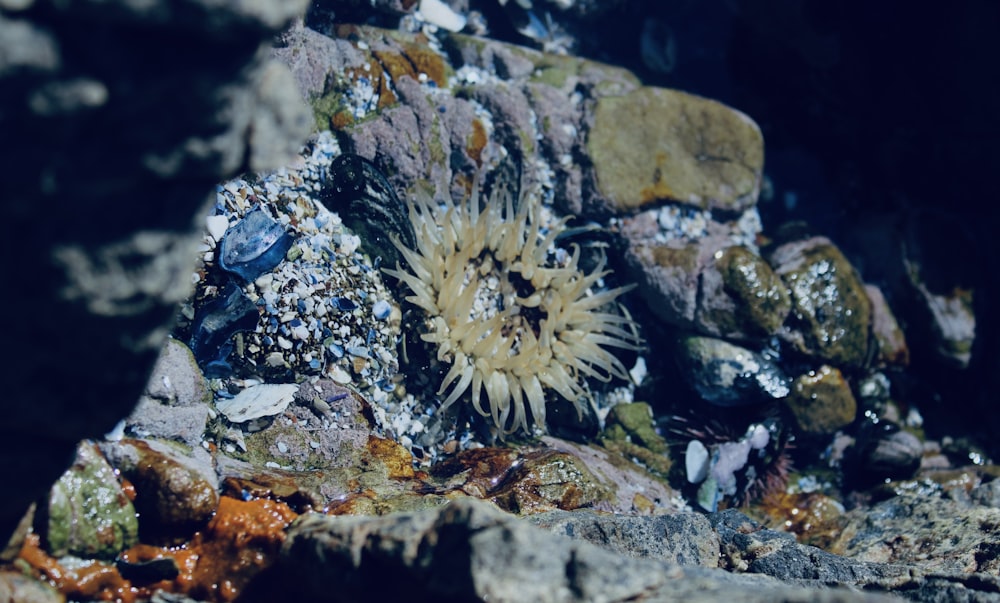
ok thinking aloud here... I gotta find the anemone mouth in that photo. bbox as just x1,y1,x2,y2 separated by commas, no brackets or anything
383,175,642,436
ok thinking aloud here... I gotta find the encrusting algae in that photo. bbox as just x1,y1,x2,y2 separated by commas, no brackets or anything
384,173,642,436
19,496,297,603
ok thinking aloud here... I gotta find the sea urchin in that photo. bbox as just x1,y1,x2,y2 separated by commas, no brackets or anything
383,175,642,436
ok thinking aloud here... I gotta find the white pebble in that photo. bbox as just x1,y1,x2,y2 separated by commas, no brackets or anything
419,0,467,32
206,215,230,242
276,441,289,454
372,300,392,320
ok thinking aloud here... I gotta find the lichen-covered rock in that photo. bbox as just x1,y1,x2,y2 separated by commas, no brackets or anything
830,493,1000,575
587,86,764,214
603,402,668,455
37,442,138,560
784,365,858,436
767,236,873,367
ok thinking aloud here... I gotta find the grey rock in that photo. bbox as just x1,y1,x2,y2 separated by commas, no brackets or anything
0,571,62,603
0,0,310,543
971,479,1000,508
865,284,909,368
712,508,1000,601
675,335,790,406
126,338,211,447
527,508,720,567
261,497,896,603
847,421,923,484
830,493,1000,575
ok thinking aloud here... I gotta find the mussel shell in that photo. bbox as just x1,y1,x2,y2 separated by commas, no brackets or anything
321,154,415,270
218,205,294,282
188,281,260,377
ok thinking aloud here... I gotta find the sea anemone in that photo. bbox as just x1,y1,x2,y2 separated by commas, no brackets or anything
383,176,642,436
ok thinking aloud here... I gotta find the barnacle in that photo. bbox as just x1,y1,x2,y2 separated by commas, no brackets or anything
383,176,642,436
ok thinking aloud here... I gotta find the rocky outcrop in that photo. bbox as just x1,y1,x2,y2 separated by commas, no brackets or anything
0,0,311,543
254,498,900,603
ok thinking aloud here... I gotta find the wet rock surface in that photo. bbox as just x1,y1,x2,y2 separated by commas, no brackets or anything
255,498,900,603
4,1,999,602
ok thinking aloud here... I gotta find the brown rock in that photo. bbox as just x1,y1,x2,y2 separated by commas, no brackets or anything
587,87,764,214
784,365,858,436
768,236,873,367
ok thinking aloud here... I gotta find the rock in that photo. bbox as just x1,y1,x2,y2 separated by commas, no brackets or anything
971,478,1000,508
99,439,218,544
273,23,657,219
587,86,764,214
540,436,688,514
675,335,790,406
0,571,62,603
261,497,898,603
784,365,858,436
709,509,909,583
767,236,873,367
896,210,978,370
0,504,33,563
527,509,720,567
619,211,773,339
0,0,310,543
431,447,614,514
602,402,668,454
36,442,138,560
212,379,433,514
713,245,792,335
830,493,1000,575
846,420,923,485
599,403,673,479
125,339,211,447
865,285,909,368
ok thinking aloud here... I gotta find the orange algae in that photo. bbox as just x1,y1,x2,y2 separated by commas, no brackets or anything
19,533,139,602
18,496,298,603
